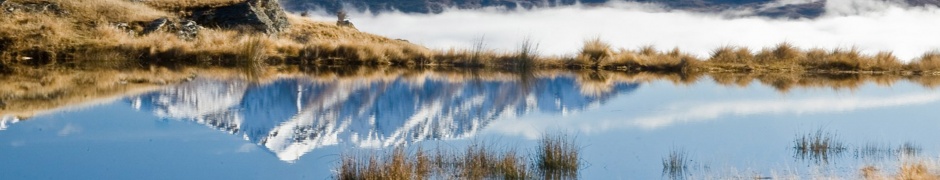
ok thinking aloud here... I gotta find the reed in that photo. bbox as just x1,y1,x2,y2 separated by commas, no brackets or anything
662,149,690,179
793,128,846,163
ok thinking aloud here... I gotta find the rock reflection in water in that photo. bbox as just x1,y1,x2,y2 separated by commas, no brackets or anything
129,70,640,162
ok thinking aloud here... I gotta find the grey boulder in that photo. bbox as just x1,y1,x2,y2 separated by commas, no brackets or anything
191,0,289,34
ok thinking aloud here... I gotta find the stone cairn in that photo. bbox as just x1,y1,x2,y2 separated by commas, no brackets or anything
336,11,356,29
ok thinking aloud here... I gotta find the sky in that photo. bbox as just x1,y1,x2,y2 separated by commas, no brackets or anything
310,0,940,61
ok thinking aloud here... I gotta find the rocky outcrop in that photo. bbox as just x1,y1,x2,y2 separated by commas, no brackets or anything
137,17,202,40
177,20,200,39
142,17,169,34
191,0,289,34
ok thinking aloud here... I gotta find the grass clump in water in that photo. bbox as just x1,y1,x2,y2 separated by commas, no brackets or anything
336,147,429,180
536,133,580,179
334,133,579,180
793,128,846,163
460,143,530,179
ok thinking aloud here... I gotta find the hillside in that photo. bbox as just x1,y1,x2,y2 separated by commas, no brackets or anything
0,0,430,70
0,0,433,119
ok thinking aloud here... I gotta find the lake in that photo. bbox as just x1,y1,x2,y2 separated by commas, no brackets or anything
2,68,939,179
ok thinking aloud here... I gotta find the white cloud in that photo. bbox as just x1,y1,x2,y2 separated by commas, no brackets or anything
312,0,940,61
57,123,82,136
629,92,940,129
10,141,25,147
485,91,940,138
236,143,257,153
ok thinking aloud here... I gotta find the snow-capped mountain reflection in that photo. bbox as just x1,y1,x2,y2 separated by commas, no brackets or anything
130,73,639,162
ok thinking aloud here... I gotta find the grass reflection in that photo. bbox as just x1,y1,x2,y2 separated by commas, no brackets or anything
8,63,940,120
855,142,923,161
662,149,691,180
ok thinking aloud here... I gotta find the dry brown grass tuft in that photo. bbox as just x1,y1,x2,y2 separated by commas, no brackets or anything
575,37,612,67
908,51,940,74
498,150,529,180
459,142,531,179
860,159,940,180
861,165,886,180
601,46,698,73
336,147,429,180
140,0,244,11
815,47,865,71
756,42,802,63
66,0,168,22
898,162,940,180
709,46,754,64
536,133,579,179
335,143,533,180
862,51,904,71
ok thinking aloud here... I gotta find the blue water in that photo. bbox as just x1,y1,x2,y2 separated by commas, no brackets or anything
2,71,939,179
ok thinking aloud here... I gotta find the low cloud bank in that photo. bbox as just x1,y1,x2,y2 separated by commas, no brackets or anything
310,0,940,61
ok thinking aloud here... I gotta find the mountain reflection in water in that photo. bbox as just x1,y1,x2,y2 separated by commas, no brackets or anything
128,71,639,161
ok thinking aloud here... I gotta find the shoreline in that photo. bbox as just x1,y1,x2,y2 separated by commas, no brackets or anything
5,64,940,120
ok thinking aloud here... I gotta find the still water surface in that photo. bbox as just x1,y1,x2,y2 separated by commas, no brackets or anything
2,70,939,179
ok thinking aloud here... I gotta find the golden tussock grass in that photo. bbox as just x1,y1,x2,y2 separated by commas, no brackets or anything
140,0,245,11
575,37,612,67
536,133,579,179
604,46,699,72
51,0,169,22
907,51,940,74
337,147,425,180
861,161,940,180
335,134,578,180
0,0,437,67
0,11,77,62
